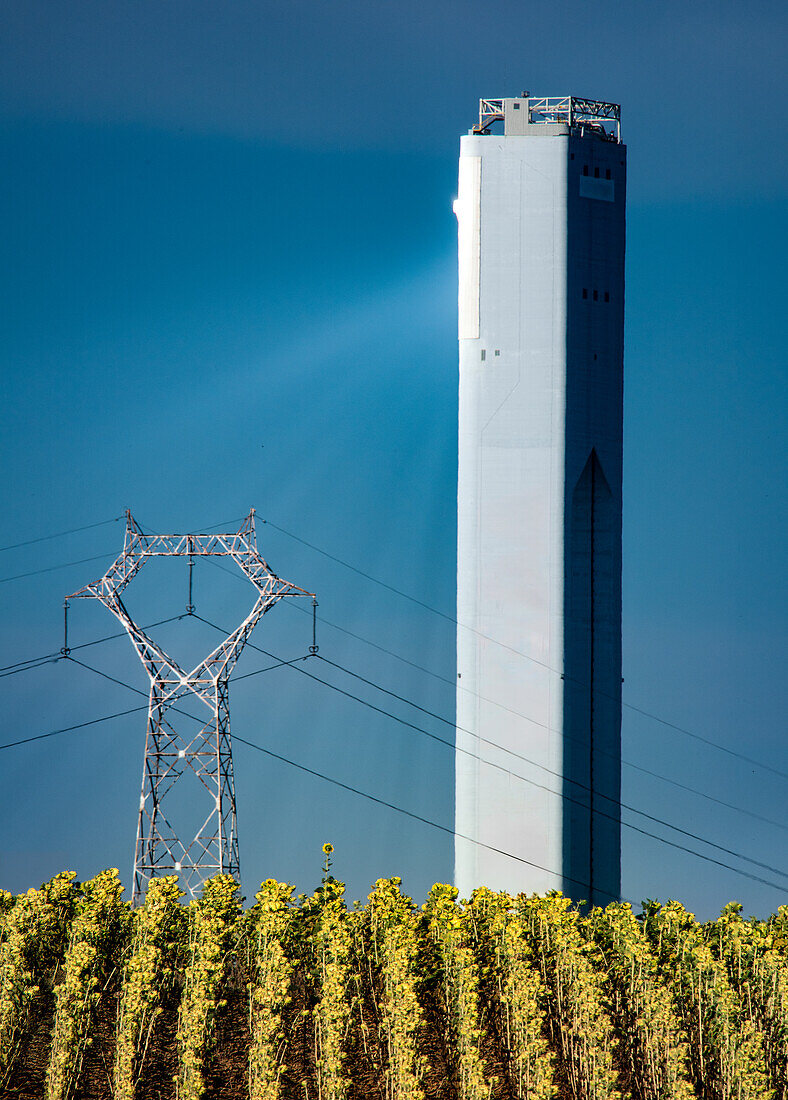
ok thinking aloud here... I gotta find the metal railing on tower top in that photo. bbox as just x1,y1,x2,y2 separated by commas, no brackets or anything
474,95,621,141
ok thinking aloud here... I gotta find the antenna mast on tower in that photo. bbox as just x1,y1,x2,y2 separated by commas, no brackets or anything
67,509,314,903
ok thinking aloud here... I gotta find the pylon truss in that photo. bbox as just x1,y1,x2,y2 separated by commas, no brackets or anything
67,509,314,903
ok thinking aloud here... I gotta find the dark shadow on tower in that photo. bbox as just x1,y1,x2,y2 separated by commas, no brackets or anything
563,449,621,905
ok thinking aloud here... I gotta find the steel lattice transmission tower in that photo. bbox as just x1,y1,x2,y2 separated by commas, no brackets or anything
67,509,314,903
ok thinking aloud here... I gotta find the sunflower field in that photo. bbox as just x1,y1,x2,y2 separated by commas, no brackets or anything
0,869,786,1100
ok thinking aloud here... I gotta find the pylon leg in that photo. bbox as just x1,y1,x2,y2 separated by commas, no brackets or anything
131,678,240,904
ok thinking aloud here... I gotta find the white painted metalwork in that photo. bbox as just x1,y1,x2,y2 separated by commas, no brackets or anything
529,96,620,140
475,99,505,132
474,94,621,141
67,510,314,903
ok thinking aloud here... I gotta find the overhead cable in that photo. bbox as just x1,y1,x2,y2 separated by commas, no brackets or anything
206,553,788,825
0,514,244,587
282,599,788,836
0,615,187,678
0,515,123,554
312,650,788,880
0,705,148,752
195,614,788,894
260,517,788,781
5,580,781,837
232,731,606,898
4,645,785,896
0,551,117,585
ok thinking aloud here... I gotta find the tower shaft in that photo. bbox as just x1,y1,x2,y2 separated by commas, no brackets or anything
454,96,625,905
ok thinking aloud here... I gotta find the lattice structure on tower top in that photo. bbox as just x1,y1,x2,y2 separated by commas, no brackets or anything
67,509,315,903
473,94,621,141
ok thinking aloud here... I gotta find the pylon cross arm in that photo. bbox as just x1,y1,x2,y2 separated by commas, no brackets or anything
66,511,314,692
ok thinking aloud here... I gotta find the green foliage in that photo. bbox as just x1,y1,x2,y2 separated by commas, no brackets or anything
0,872,76,1087
176,874,242,1100
516,893,622,1100
45,869,129,1100
585,901,693,1100
467,887,555,1100
713,903,788,1099
424,884,490,1100
767,906,788,955
297,877,355,1100
0,888,15,927
113,875,186,1100
245,878,298,1100
642,899,772,1100
367,877,426,1100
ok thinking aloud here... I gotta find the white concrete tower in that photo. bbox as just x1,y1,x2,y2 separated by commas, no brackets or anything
455,95,625,906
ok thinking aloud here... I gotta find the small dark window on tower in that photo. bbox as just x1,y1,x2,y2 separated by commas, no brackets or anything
604,291,610,302
594,166,600,178
606,168,611,179
513,102,520,109
593,289,598,301
494,349,500,356
593,353,598,361
480,349,486,361
582,288,588,299
570,153,575,160
583,165,589,176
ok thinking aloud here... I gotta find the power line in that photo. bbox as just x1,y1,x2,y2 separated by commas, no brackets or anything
0,515,243,587
4,522,782,888
0,658,601,897
232,732,606,898
281,599,788,836
10,513,780,786
0,705,148,752
262,517,457,624
0,651,308,751
19,579,786,848
5,644,785,896
260,516,788,782
0,665,598,897
8,573,775,849
313,651,788,883
0,515,123,554
195,615,788,894
205,552,788,831
3,510,781,897
3,512,781,783
0,551,117,585
66,657,153,699
66,652,306,712
0,656,60,680
0,615,187,678
0,652,59,674
69,588,788,840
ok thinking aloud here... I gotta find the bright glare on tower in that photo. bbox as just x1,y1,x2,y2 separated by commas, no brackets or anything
454,94,626,906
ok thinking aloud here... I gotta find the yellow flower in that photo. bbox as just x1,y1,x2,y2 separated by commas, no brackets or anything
322,843,334,855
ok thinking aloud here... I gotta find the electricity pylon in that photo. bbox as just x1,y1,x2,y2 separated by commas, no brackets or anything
67,510,314,903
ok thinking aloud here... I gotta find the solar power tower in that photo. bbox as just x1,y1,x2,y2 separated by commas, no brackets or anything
67,510,314,903
454,95,625,906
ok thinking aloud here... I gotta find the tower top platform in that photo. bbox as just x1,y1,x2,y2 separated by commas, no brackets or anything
472,94,621,142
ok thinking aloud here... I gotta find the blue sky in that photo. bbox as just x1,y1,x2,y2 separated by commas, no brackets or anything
0,0,786,917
